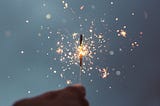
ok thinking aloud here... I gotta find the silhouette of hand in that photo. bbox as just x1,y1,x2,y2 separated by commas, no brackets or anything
13,84,89,106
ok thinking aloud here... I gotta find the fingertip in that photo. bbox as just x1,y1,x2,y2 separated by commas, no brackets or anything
66,84,86,97
72,84,83,88
73,84,86,95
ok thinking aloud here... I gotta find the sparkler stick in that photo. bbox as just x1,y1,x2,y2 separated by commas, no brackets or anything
79,34,83,83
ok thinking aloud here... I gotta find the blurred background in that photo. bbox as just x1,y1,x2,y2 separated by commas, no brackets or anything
0,0,160,106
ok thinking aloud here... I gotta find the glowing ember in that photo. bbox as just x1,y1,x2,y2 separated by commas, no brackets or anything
118,30,127,37
56,48,63,54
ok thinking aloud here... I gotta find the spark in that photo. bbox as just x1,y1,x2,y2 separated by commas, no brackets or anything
49,67,53,70
56,48,63,54
131,42,139,48
89,29,93,33
98,34,103,39
62,1,68,9
123,26,127,29
64,3,68,9
60,73,63,78
99,68,109,79
72,33,78,38
66,80,72,85
80,5,85,10
118,30,127,37
115,17,119,21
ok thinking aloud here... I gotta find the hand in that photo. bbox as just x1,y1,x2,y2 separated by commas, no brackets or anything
13,84,89,106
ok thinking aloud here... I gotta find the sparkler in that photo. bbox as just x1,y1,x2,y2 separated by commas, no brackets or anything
35,0,143,86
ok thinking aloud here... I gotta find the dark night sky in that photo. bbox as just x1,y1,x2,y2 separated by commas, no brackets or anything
0,0,160,106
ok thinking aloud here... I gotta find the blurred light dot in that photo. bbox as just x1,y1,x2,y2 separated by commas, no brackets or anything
43,3,46,7
72,72,75,75
50,48,53,51
46,14,52,20
49,67,53,70
91,5,95,9
96,90,99,93
120,30,127,37
90,79,93,82
27,68,31,71
131,12,135,16
110,2,114,5
7,76,11,79
27,91,31,94
144,11,148,20
112,68,116,71
109,51,114,55
4,30,11,37
38,33,41,37
21,51,24,54
115,17,119,21
123,26,127,29
116,71,121,76
80,5,85,10
25,20,29,23
132,65,136,68
140,32,143,35
46,75,49,78
58,84,61,88
66,80,72,85
119,48,122,51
